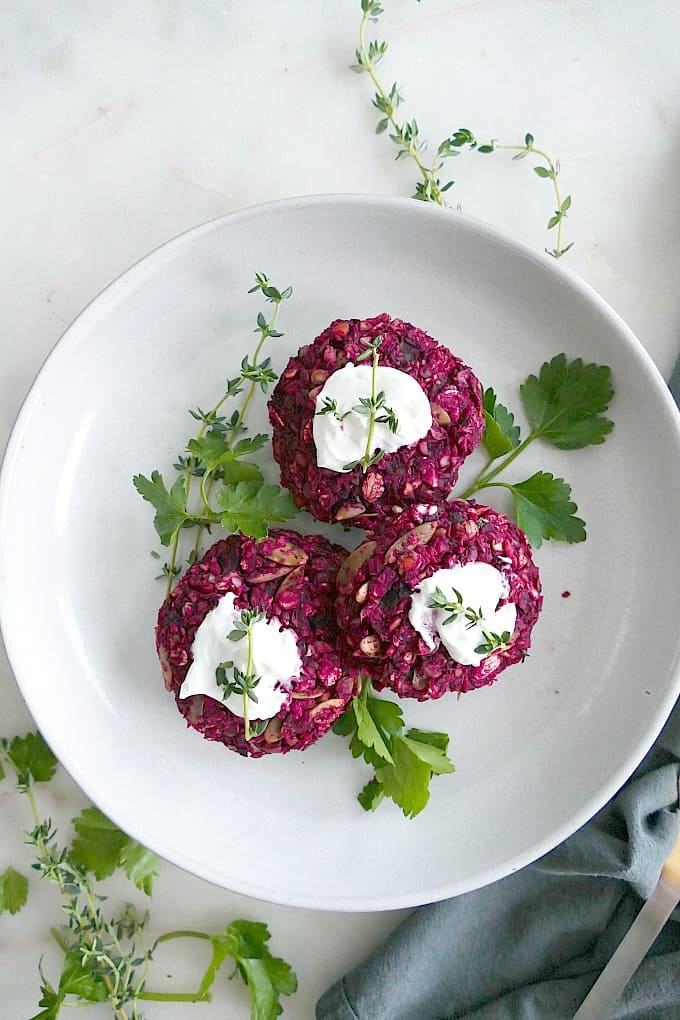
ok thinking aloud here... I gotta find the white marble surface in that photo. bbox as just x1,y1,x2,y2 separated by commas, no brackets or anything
2,2,680,1016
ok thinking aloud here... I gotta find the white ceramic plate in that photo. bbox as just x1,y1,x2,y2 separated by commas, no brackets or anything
2,195,680,911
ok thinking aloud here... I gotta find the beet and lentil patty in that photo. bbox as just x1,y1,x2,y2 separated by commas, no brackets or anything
156,531,356,757
268,313,484,529
335,501,542,699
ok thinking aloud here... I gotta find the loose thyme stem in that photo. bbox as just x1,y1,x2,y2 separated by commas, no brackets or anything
358,7,443,205
497,143,566,256
355,4,571,254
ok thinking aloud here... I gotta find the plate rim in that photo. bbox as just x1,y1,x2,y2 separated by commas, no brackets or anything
2,192,680,911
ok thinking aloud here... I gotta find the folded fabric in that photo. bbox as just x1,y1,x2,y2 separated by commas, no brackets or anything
317,364,680,1020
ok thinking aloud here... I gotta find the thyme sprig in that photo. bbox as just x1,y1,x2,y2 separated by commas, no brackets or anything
0,733,297,1018
443,130,574,258
316,397,350,422
341,335,399,471
427,587,511,656
353,1,573,257
134,274,298,596
216,609,265,740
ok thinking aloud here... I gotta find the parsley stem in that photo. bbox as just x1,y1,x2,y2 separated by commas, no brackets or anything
358,8,443,204
152,929,212,947
141,929,214,1003
138,991,211,1002
459,430,538,498
25,781,40,828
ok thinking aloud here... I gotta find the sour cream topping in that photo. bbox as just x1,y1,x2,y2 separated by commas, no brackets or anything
179,592,302,719
409,563,517,667
313,362,433,473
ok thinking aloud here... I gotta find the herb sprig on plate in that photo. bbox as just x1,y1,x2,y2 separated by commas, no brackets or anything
460,354,614,547
340,334,399,472
427,586,511,655
216,609,266,741
134,274,298,596
0,732,297,1019
333,677,454,818
353,0,573,257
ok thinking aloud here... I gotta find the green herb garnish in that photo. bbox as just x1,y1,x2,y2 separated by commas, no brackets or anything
69,805,159,894
426,586,511,655
333,677,454,818
0,732,297,1018
461,354,614,547
134,273,298,595
0,865,28,917
352,1,573,257
338,334,399,472
216,609,265,740
474,631,512,656
316,396,351,422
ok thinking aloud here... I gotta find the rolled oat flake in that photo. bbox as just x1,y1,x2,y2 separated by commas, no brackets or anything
409,563,517,667
313,362,433,472
179,592,302,718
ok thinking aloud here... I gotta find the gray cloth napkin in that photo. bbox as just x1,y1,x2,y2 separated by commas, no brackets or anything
317,364,680,1020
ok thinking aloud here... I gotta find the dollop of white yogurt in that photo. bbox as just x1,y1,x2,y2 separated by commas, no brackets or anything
313,362,433,473
409,563,517,667
179,592,302,719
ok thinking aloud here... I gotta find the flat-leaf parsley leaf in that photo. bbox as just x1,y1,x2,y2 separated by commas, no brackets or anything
505,471,586,547
217,481,299,539
482,387,521,459
133,471,188,547
334,677,453,818
0,866,29,916
69,806,161,894
460,354,613,546
520,354,614,449
1,731,57,790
